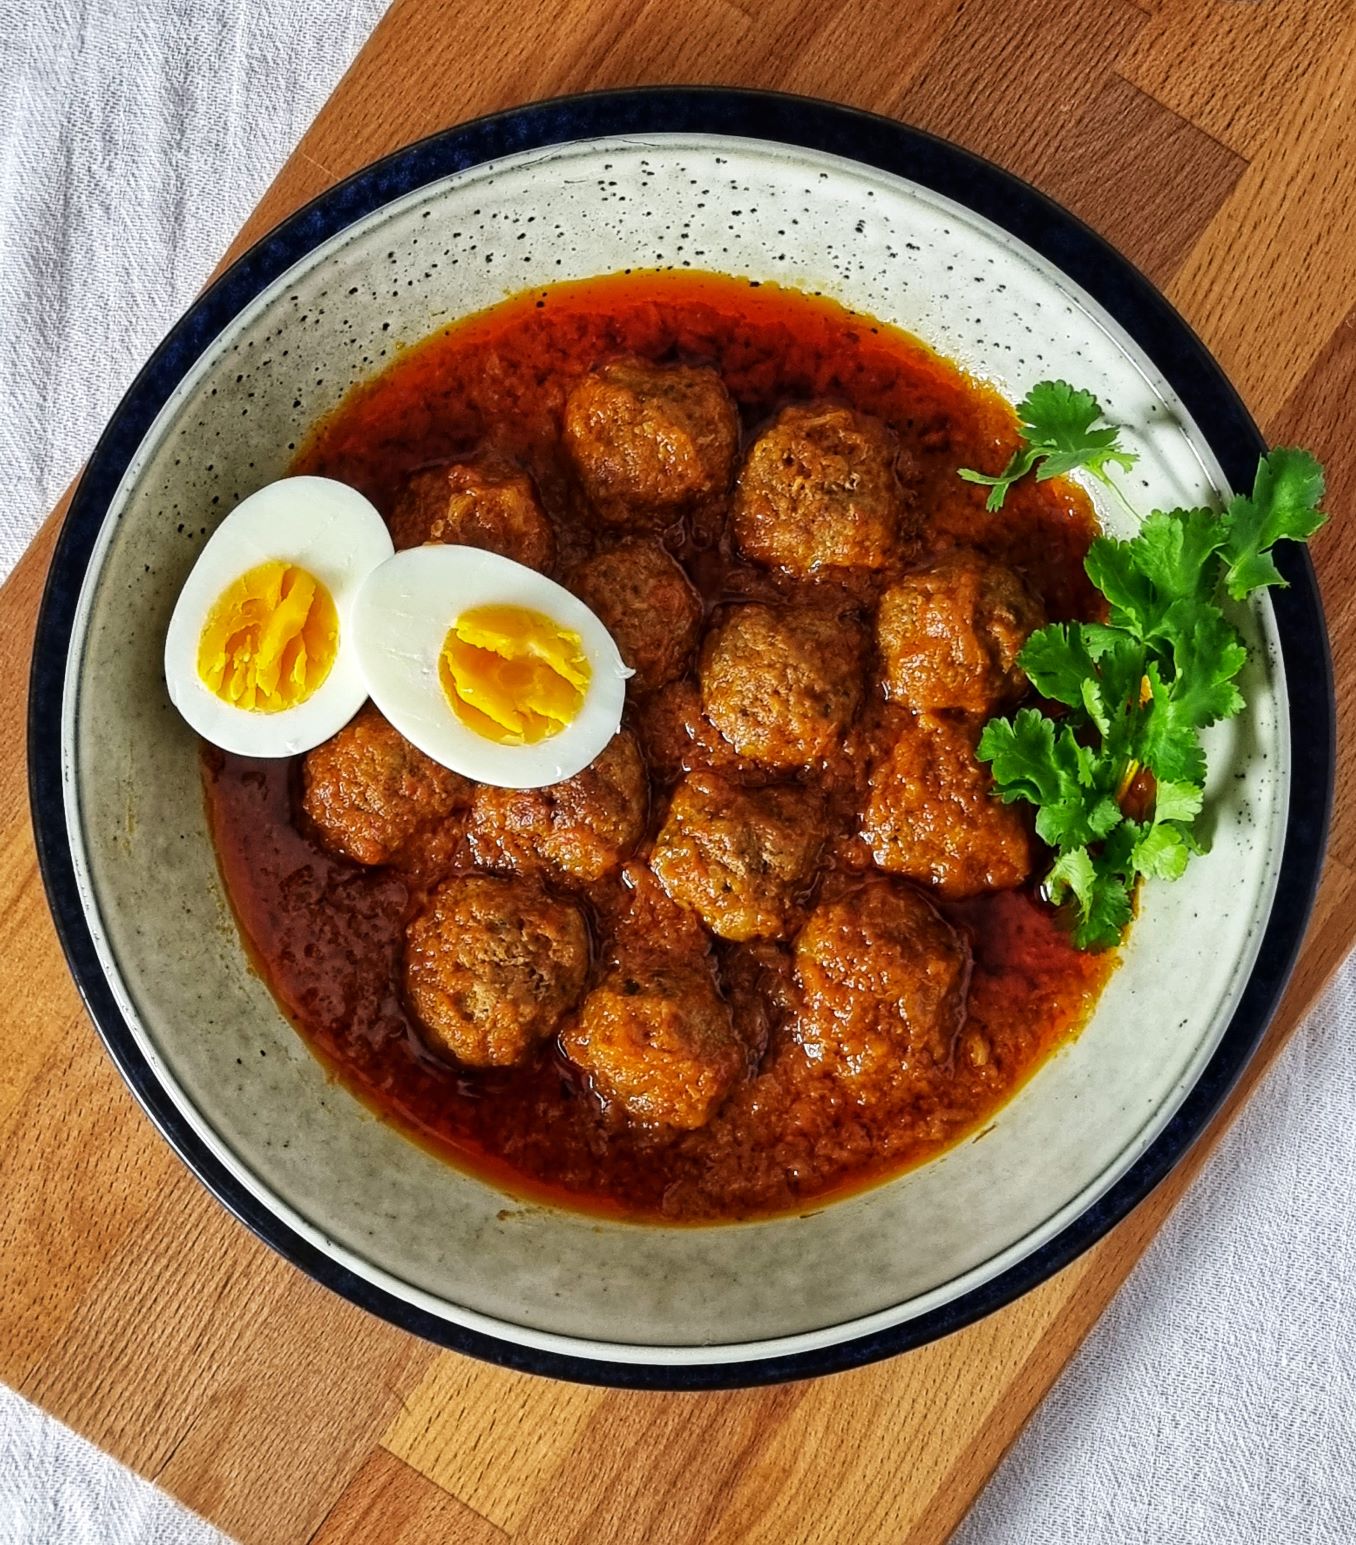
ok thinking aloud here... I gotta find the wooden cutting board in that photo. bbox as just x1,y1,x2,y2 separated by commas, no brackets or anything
3,2,1353,1540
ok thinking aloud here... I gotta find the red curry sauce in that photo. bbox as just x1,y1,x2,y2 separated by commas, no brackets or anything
204,271,1114,1222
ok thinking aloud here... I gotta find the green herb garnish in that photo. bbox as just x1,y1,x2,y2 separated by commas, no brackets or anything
968,391,1325,951
958,380,1138,512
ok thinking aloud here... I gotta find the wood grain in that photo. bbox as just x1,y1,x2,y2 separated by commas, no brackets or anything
898,0,1148,186
1118,0,1351,158
313,1451,507,1544
2,2,1353,1542
1038,75,1245,284
1163,4,1356,421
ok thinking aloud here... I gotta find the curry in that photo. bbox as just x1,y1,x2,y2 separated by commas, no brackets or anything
204,271,1114,1222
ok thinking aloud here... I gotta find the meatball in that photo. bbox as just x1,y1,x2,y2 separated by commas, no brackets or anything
700,604,864,770
301,704,472,868
651,773,826,941
631,680,741,784
569,539,702,692
561,954,743,1129
562,357,739,531
731,401,911,576
404,875,588,1068
388,455,555,571
877,552,1043,713
794,878,970,1080
862,713,1034,899
467,731,647,884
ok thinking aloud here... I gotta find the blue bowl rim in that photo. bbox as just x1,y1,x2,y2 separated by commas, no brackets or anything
27,85,1334,1391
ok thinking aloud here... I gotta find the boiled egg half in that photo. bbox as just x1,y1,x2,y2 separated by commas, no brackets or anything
351,545,631,787
164,477,393,756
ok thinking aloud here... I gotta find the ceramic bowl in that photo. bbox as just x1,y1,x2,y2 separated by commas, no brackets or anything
29,89,1332,1388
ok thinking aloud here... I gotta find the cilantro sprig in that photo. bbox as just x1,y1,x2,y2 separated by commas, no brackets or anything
968,399,1325,951
958,380,1137,512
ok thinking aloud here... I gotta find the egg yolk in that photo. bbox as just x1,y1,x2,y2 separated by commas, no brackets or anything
197,561,339,712
439,605,590,744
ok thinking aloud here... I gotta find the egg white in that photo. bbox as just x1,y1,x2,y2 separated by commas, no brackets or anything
163,476,394,756
352,545,632,788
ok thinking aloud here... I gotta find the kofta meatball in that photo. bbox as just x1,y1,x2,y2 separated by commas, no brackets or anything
631,680,741,784
794,878,970,1080
651,773,827,942
467,730,647,884
562,357,739,531
561,953,743,1129
731,401,911,576
300,703,472,869
569,539,703,692
877,551,1043,713
388,454,555,571
404,875,588,1068
862,713,1033,899
700,604,864,770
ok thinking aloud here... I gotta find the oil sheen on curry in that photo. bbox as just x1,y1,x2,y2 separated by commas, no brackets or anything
204,271,1115,1223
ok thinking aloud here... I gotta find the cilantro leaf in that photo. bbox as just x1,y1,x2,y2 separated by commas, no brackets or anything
975,710,1065,807
976,712,1087,845
1047,846,1134,951
1140,664,1207,785
1129,509,1224,604
961,392,1326,954
1046,846,1096,905
958,448,1041,513
1082,796,1126,844
1079,632,1149,763
1130,822,1193,882
1083,515,1224,643
1152,780,1204,824
975,710,1119,849
1018,623,1146,746
958,380,1137,511
1163,602,1247,727
1080,622,1132,659
1019,381,1138,486
1219,448,1326,601
1084,536,1160,638
1013,809,1190,950
1017,624,1096,708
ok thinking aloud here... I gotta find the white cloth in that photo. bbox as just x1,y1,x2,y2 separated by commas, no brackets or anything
2,6,1353,1542
0,1387,225,1545
955,955,1356,1545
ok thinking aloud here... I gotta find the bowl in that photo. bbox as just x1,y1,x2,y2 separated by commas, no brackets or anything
28,88,1332,1388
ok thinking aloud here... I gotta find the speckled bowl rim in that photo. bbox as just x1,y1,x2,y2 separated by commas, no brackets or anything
28,87,1333,1390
